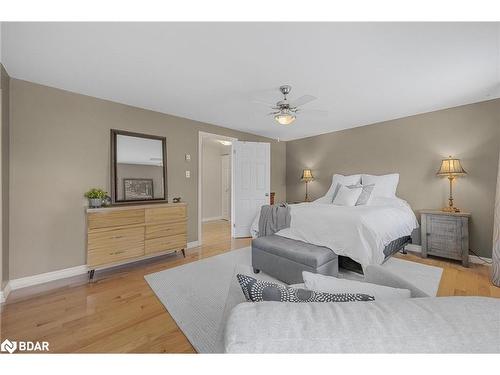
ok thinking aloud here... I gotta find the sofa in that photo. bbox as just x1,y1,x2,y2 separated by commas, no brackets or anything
220,265,500,353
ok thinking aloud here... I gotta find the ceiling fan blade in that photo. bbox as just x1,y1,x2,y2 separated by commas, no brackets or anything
252,99,276,108
297,109,329,117
289,95,317,108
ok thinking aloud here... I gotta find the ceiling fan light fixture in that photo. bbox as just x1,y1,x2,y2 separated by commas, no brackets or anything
274,110,296,125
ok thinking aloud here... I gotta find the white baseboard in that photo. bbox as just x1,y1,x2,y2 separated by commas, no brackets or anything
4,241,200,296
0,282,12,303
202,216,224,222
7,265,89,292
404,244,492,265
0,239,199,303
468,255,493,265
404,244,422,253
187,240,200,249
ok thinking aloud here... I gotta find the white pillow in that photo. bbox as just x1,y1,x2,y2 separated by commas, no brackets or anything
302,271,411,301
332,184,363,206
347,183,375,205
362,173,399,199
314,174,361,203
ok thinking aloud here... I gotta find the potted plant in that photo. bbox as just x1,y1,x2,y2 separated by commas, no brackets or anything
84,188,108,208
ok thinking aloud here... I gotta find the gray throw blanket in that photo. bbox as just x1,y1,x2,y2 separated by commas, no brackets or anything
258,203,291,237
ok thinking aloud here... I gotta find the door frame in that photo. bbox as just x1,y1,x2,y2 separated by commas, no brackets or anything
221,154,231,221
198,131,237,246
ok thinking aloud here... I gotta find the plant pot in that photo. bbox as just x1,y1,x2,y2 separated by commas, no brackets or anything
89,198,102,208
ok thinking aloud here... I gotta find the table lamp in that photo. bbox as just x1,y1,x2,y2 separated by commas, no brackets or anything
436,156,467,212
301,169,314,202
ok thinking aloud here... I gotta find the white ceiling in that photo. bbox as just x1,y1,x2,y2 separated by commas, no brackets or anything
2,22,499,140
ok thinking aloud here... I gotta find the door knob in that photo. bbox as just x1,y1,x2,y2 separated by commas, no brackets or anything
265,193,269,197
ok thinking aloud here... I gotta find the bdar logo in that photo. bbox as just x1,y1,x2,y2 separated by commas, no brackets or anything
1,339,17,354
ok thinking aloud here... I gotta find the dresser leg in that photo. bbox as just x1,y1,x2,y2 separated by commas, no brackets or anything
88,269,95,281
181,249,186,258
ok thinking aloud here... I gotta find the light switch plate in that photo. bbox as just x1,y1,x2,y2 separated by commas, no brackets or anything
185,170,191,178
185,154,191,161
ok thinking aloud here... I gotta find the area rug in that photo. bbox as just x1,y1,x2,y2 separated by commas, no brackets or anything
144,246,443,353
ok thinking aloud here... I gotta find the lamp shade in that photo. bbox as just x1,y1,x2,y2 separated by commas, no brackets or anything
436,156,467,176
301,169,314,182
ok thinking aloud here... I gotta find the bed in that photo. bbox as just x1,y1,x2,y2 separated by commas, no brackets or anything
250,173,419,272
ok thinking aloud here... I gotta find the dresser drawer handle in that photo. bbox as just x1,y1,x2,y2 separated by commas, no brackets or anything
109,250,126,255
111,235,124,239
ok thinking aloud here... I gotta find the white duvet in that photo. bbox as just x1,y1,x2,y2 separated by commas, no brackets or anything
251,197,419,267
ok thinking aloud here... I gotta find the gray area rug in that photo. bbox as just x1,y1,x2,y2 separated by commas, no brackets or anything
145,246,443,353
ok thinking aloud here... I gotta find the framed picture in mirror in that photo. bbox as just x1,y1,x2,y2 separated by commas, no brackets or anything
123,178,154,200
110,129,167,204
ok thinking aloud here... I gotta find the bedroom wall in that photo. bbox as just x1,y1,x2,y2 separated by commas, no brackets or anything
286,99,500,258
9,79,286,279
0,63,10,289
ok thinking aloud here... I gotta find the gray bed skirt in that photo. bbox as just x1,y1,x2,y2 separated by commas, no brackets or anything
339,235,412,274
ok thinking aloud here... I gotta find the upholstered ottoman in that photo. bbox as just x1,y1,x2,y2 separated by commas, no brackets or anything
252,235,339,284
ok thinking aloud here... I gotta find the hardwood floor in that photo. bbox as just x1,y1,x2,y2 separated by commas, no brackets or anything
0,220,498,353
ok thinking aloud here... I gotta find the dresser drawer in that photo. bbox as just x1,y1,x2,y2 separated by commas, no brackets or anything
145,206,186,224
88,209,144,230
145,234,187,254
145,220,186,240
88,227,145,266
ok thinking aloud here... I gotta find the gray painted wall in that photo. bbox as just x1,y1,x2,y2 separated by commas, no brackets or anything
6,77,500,279
9,79,286,279
1,63,9,288
286,99,500,258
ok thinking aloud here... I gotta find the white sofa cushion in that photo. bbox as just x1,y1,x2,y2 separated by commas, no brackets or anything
302,271,411,300
224,297,500,353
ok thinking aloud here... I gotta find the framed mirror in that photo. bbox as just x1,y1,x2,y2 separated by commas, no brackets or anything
110,129,167,204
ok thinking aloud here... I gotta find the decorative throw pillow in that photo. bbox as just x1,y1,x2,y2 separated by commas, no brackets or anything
332,184,363,206
314,174,361,203
347,183,375,205
237,274,375,303
302,271,411,301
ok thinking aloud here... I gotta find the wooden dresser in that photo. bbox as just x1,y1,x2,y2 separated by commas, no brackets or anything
86,203,187,278
420,210,470,267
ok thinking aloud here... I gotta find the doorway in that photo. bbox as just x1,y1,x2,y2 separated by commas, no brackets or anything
198,132,237,246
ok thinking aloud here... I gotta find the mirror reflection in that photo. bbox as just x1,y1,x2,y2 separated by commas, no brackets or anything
114,133,166,202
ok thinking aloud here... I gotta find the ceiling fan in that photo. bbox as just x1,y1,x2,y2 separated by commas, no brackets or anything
254,85,326,125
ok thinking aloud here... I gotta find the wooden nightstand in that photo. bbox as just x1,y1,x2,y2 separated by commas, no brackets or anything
420,210,470,267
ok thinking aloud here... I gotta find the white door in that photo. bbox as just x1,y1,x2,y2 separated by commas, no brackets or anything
232,141,270,238
221,154,231,221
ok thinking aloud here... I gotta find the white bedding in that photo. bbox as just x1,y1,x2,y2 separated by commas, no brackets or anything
251,197,419,267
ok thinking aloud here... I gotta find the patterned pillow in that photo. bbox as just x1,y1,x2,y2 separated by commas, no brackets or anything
347,183,375,205
237,274,375,303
